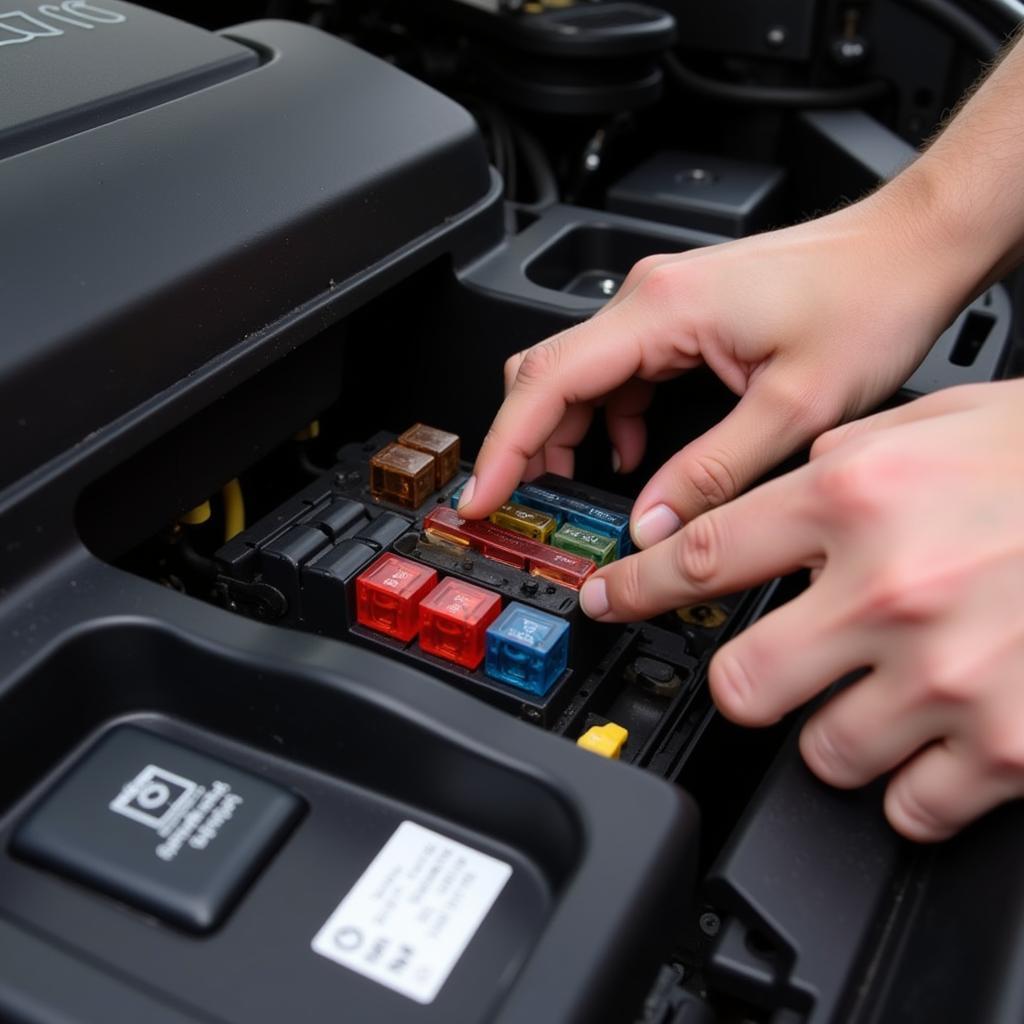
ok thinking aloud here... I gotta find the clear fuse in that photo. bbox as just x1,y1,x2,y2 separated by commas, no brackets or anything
398,424,460,490
369,443,436,510
355,553,438,642
485,601,570,695
418,577,502,670
489,502,557,543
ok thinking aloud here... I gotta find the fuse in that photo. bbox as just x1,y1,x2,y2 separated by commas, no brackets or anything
577,722,629,759
485,602,570,695
449,483,465,509
489,502,557,543
551,523,617,567
355,554,438,641
418,577,502,670
369,443,436,510
422,506,596,589
512,483,632,556
398,424,460,489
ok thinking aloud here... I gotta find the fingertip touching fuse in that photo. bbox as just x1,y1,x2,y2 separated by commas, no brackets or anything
369,443,436,510
577,722,629,759
355,554,438,642
418,577,502,670
485,602,570,695
398,424,460,490
552,523,616,567
423,506,596,589
489,502,557,543
513,483,631,556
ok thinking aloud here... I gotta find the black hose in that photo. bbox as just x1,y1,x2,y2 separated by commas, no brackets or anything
663,53,890,108
895,0,1005,57
510,124,559,212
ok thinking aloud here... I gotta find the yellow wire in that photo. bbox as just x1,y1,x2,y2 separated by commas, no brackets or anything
222,478,245,542
180,500,212,526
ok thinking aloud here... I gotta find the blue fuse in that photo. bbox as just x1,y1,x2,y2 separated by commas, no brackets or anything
485,602,569,696
449,483,465,509
514,483,632,556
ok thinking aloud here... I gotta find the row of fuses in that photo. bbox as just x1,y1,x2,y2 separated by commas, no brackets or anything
355,553,569,695
442,482,632,578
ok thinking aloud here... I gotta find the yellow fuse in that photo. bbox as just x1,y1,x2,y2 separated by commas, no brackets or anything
577,722,629,760
489,502,556,543
398,424,461,490
369,443,436,509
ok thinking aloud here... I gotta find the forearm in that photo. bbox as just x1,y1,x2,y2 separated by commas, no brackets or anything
874,31,1024,308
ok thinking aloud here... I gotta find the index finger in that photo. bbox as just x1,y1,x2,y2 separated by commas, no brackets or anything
459,295,700,517
579,464,823,622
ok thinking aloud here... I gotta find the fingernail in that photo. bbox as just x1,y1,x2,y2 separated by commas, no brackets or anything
632,504,681,548
580,578,609,619
456,475,476,511
611,448,622,474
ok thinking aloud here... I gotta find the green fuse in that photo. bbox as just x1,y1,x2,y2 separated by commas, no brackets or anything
552,523,617,567
490,502,557,543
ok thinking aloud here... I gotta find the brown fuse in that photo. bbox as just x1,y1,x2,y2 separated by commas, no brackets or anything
369,443,436,509
398,423,460,489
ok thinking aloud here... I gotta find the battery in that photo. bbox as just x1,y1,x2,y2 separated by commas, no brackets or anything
369,443,436,509
513,483,632,555
418,577,502,670
551,523,617,567
398,423,461,490
355,553,438,641
485,602,570,695
422,506,596,589
489,502,557,543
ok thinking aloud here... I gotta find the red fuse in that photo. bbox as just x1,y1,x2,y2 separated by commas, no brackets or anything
418,577,502,670
422,506,596,590
355,554,438,642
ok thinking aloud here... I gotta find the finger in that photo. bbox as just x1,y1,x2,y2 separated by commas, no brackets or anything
579,466,823,623
598,253,677,312
708,576,868,726
799,671,952,789
463,301,702,517
810,386,987,461
884,740,1016,842
538,402,594,479
630,373,828,546
605,379,654,473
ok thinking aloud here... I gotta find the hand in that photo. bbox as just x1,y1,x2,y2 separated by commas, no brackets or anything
580,380,1024,841
458,187,966,549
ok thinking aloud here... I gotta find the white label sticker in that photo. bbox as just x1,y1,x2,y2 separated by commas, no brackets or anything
311,820,512,1004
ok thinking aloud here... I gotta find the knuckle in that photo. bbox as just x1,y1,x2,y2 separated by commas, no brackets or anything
801,719,863,787
913,653,975,705
636,263,680,304
614,553,646,616
687,452,739,512
709,645,762,724
857,569,943,626
813,452,881,520
516,342,560,388
886,780,948,840
674,513,723,584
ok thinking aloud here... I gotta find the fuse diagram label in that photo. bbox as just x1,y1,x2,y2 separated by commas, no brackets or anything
311,820,512,1004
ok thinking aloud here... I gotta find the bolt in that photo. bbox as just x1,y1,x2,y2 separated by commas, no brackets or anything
522,579,539,596
699,912,721,936
765,24,787,48
598,277,618,297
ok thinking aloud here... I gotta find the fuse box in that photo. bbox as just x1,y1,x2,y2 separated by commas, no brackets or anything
204,425,765,754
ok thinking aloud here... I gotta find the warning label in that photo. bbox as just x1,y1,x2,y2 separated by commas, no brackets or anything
310,820,512,1004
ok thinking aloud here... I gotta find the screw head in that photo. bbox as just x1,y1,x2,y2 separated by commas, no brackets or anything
765,24,787,47
699,911,721,936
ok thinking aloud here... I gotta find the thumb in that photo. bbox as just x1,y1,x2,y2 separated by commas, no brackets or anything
630,373,830,548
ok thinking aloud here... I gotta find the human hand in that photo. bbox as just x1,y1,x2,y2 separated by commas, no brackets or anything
458,188,967,549
580,380,1024,841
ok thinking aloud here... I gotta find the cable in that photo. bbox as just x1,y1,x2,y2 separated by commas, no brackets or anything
510,124,559,212
894,0,1004,57
663,53,890,108
221,478,245,543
